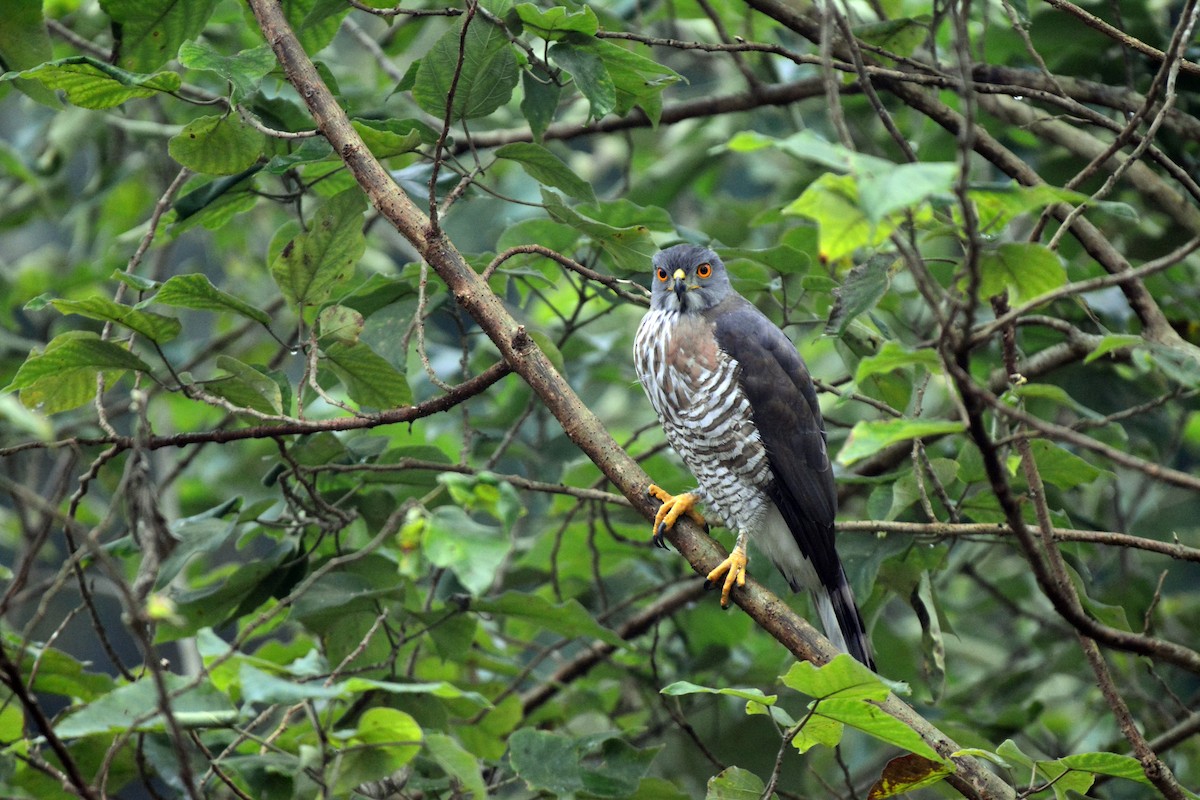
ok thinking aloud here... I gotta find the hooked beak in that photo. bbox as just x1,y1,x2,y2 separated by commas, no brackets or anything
671,268,687,302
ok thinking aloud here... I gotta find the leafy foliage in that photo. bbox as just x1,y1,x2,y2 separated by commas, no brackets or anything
1,0,1199,799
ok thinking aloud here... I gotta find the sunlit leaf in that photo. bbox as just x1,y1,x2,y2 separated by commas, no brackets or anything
5,56,181,109
151,273,272,325
838,419,966,466
169,114,266,176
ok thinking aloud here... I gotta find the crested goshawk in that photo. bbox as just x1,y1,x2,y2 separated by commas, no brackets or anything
634,244,873,668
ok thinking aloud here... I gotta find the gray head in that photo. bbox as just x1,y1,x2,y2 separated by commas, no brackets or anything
649,244,733,313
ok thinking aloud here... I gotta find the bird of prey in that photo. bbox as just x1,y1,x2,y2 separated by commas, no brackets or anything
634,244,873,668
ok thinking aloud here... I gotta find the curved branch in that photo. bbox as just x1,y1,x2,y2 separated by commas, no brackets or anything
245,3,1015,797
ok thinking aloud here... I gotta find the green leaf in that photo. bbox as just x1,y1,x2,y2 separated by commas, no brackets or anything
413,20,519,120
169,114,266,176
660,681,777,707
6,56,181,109
352,117,439,159
1084,333,1141,364
423,507,511,595
854,341,941,382
55,673,235,737
1020,439,1108,489
780,654,893,702
101,0,219,72
6,331,153,414
838,419,966,466
521,64,562,141
497,142,595,201
208,356,285,415
151,273,272,325
425,733,488,798
1056,751,1152,784
317,304,365,345
270,188,367,307
716,245,811,276
541,190,657,274
155,497,242,588
857,162,957,224
784,173,896,262
239,663,345,705
854,17,929,58
705,766,765,800
321,340,412,409
177,41,276,103
511,4,600,39
815,698,944,762
976,243,1066,303
331,708,422,796
791,714,844,753
0,0,56,106
826,254,894,335
468,591,626,648
549,40,616,119
509,729,584,795
3,634,115,701
586,39,681,123
50,296,181,343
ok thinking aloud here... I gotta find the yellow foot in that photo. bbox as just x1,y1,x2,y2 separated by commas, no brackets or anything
646,484,707,549
704,545,748,608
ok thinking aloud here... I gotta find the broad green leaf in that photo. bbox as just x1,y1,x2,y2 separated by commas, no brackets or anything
509,729,583,795
321,340,412,409
976,243,1066,303
292,0,352,55
579,736,659,798
317,304,365,345
208,356,285,415
705,766,765,800
0,0,56,105
912,572,946,702
854,18,929,58
510,4,600,39
424,507,510,595
838,419,966,466
855,341,942,382
340,678,489,708
55,673,235,737
541,190,657,274
426,733,487,798
177,41,276,102
549,40,616,119
263,137,335,175
169,114,266,176
660,681,777,706
151,273,272,325
3,634,115,701
586,38,681,123
352,117,439,159
413,20,519,120
1084,333,1141,364
50,296,181,343
468,591,626,648
1017,439,1108,490
239,663,345,705
826,254,894,335
1056,752,1152,784
156,496,243,587
331,708,422,796
521,63,562,141
270,188,366,307
857,162,957,224
716,245,810,276
101,0,219,72
780,654,893,702
968,181,1137,234
496,142,595,201
815,698,944,762
792,714,844,753
6,331,153,414
784,173,895,262
171,167,262,224
6,56,181,109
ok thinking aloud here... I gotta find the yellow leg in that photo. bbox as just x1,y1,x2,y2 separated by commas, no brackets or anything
646,484,707,548
704,532,749,608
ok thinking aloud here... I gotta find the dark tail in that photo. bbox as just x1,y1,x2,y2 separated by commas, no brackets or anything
811,568,875,671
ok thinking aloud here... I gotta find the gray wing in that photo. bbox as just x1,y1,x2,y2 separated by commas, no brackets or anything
707,296,840,589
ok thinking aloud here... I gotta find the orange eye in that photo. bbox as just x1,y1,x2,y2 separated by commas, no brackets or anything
656,267,669,282
696,262,712,278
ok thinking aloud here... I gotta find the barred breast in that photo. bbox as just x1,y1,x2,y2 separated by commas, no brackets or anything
634,308,774,531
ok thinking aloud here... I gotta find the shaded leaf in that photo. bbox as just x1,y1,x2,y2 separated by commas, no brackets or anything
1084,333,1141,364
151,273,272,325
0,0,56,105
497,142,595,201
101,0,219,72
855,341,941,382
177,41,276,103
705,766,766,800
426,733,488,798
321,340,412,409
209,356,285,415
270,188,366,307
838,419,966,466
827,254,894,336
468,591,625,648
5,332,153,414
6,56,181,109
55,673,235,737
510,4,600,39
660,681,777,706
424,507,510,595
169,114,266,176
413,20,519,120
521,63,562,141
51,296,181,343
549,40,615,119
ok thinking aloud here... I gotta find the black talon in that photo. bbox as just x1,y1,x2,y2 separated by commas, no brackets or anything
702,579,714,591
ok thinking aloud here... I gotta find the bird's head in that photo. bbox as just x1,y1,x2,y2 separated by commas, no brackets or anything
649,244,731,313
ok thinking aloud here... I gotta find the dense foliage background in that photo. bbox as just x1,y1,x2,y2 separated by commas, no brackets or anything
2,0,1199,798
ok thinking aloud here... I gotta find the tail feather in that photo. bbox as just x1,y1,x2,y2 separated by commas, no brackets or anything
812,571,875,671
